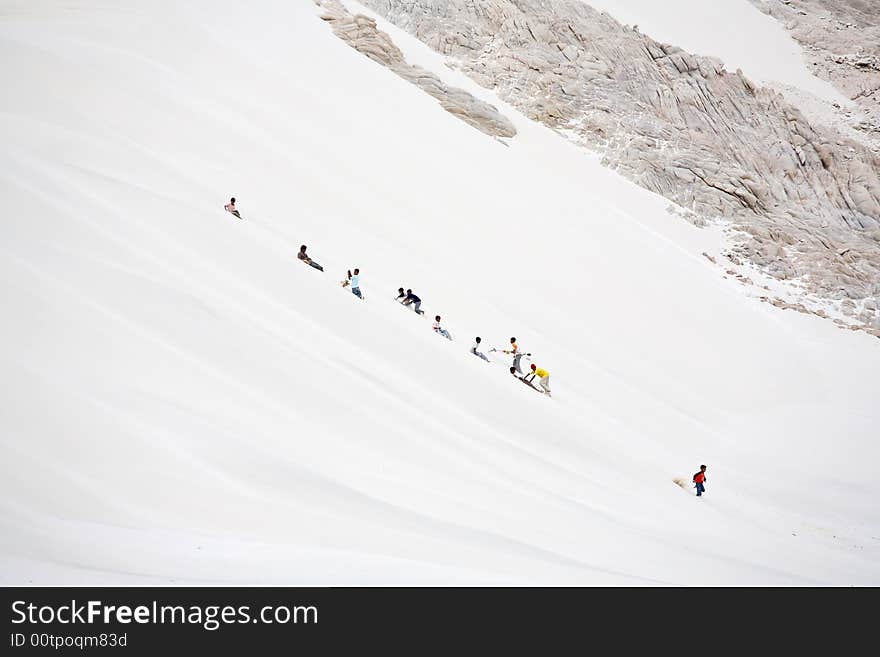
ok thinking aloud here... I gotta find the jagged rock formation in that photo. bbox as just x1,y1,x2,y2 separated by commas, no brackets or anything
749,0,880,146
315,0,516,138
355,0,880,329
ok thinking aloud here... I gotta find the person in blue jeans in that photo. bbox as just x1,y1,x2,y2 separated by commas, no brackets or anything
433,315,452,340
297,244,323,271
401,289,424,314
693,465,707,496
349,268,362,299
471,337,490,361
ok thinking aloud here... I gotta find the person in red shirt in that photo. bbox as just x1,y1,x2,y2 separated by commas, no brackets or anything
693,465,708,497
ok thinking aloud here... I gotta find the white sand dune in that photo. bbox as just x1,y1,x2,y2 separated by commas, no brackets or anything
0,0,877,584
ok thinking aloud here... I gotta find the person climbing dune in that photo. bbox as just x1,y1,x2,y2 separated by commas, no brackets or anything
297,244,323,271
432,315,452,340
224,197,241,219
502,337,531,374
342,268,363,298
523,363,551,396
471,337,489,361
693,465,708,497
349,268,362,298
511,366,540,392
401,289,424,315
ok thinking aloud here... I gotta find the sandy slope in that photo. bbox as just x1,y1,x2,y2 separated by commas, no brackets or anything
0,0,878,584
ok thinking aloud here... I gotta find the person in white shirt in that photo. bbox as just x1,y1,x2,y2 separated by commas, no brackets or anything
224,197,241,219
432,315,452,340
350,268,362,298
471,336,489,361
342,268,363,298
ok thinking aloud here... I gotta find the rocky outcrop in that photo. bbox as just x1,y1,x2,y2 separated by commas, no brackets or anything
357,0,880,327
749,0,880,146
315,0,515,139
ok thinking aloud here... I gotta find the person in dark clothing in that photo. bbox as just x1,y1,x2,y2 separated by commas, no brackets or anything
693,465,708,497
401,289,424,314
396,287,407,301
510,366,539,391
297,245,323,271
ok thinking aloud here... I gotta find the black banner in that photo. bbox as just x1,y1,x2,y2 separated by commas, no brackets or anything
1,587,871,654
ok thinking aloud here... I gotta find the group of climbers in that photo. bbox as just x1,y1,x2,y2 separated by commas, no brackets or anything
494,337,549,396
224,197,710,493
225,196,552,396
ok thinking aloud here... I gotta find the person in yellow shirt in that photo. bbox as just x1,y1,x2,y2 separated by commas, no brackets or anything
524,363,551,396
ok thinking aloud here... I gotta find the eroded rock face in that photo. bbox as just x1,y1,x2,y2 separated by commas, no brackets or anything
357,0,880,324
315,0,516,139
749,0,880,142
